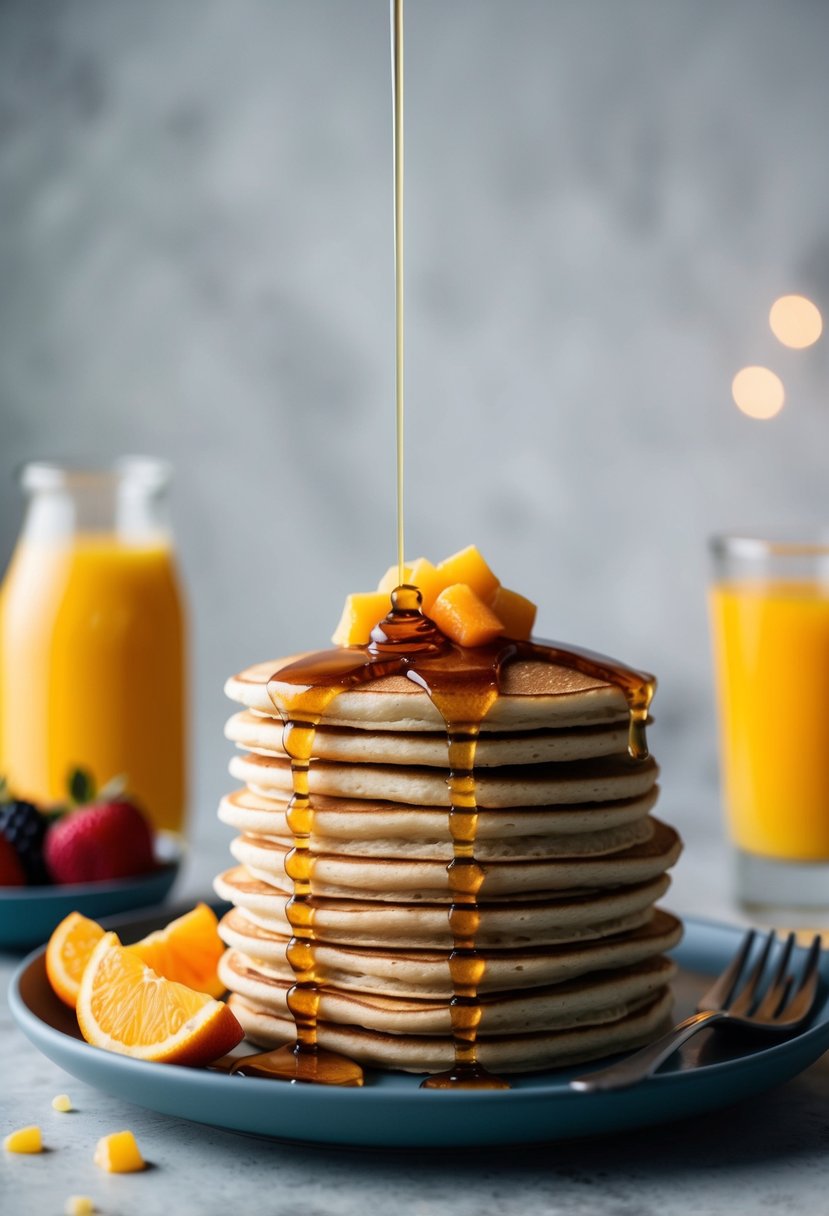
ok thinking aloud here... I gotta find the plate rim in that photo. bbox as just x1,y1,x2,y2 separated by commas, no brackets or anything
0,858,181,904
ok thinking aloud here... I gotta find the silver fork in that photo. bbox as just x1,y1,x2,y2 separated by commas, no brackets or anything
571,929,823,1092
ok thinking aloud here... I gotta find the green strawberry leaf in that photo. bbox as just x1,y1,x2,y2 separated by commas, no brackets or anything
68,767,97,806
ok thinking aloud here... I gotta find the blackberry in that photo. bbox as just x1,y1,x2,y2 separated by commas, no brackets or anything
0,799,50,885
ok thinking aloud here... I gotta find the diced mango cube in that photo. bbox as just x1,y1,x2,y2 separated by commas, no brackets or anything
490,586,536,640
51,1094,73,1112
376,563,413,594
406,557,444,613
65,1198,95,1216
335,546,531,650
4,1125,43,1154
93,1130,145,1174
435,545,500,605
331,591,392,647
430,583,505,647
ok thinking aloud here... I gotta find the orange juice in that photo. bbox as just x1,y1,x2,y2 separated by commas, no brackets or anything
0,535,186,834
709,579,829,861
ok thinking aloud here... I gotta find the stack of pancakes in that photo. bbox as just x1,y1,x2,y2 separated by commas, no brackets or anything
215,655,682,1074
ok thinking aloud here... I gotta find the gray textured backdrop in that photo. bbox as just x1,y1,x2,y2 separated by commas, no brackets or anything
2,0,828,853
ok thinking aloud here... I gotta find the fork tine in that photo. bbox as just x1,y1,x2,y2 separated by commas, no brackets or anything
728,929,777,1016
753,932,796,1018
697,930,756,1011
572,933,821,1090
778,935,823,1023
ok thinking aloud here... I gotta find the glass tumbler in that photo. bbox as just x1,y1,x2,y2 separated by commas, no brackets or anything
709,532,829,920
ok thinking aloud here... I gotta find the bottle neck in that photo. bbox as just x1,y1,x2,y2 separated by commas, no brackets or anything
19,459,173,546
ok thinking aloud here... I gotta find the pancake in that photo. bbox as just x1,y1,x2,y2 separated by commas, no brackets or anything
228,819,680,900
225,708,632,766
220,950,677,1034
226,656,632,730
228,988,674,1073
217,906,682,996
213,865,672,946
217,643,683,1079
228,750,658,809
218,785,661,839
222,814,656,861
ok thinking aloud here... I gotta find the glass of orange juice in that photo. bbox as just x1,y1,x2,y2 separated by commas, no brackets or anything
709,532,829,919
0,459,187,837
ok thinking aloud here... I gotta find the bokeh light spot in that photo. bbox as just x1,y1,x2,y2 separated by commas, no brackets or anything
769,295,823,349
731,366,785,419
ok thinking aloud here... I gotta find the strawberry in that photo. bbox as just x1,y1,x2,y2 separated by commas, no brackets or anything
0,833,26,886
44,799,156,884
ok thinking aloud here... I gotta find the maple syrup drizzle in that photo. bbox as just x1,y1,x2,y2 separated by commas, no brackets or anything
230,684,364,1085
409,647,512,1090
391,0,405,585
525,638,654,762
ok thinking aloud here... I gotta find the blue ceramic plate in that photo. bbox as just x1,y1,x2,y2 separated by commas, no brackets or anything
0,836,182,950
8,916,829,1147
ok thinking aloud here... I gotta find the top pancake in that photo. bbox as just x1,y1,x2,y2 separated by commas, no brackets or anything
226,656,632,732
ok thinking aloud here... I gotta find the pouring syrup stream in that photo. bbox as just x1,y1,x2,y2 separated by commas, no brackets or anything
392,0,405,587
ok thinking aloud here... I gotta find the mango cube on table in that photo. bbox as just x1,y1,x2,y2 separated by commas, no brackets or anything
4,1125,43,1154
93,1129,145,1173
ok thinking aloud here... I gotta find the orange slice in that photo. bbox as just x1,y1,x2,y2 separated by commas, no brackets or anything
76,932,244,1065
46,912,106,1009
46,903,227,1009
128,902,226,998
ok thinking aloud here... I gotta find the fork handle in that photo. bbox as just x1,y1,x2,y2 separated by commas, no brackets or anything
570,1010,726,1092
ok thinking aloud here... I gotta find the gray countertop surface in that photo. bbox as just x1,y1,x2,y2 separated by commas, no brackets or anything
3,786,829,1216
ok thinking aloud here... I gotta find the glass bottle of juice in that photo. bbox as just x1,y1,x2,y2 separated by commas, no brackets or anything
0,459,187,836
